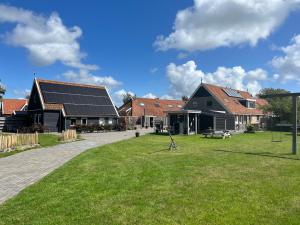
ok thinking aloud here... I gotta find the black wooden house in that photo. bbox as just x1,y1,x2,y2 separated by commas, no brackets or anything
27,78,119,132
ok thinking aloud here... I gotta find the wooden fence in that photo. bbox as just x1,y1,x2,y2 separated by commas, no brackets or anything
60,129,77,142
0,132,39,152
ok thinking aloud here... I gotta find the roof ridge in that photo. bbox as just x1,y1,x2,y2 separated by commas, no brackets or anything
134,97,183,102
36,78,105,90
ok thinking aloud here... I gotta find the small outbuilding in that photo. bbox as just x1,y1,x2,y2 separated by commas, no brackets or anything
27,78,119,132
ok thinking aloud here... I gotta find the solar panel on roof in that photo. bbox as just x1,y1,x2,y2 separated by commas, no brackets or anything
39,81,118,117
223,88,243,98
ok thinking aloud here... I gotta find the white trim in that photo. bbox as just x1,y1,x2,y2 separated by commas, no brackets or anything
61,107,66,117
210,110,226,114
105,86,119,117
81,118,88,125
34,78,45,110
20,103,28,111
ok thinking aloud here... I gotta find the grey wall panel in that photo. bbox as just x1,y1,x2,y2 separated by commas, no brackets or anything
226,116,235,130
185,86,225,112
43,111,60,132
216,117,226,130
28,83,43,111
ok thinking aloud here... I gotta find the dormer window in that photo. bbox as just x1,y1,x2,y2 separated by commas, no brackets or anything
193,101,198,107
239,99,256,108
248,101,255,108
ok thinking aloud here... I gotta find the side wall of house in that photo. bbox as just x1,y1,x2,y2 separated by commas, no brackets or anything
215,115,235,131
184,86,226,112
43,111,61,132
28,83,43,111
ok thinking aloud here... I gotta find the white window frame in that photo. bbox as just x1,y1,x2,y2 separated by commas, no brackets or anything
99,118,105,125
70,118,76,126
81,118,87,125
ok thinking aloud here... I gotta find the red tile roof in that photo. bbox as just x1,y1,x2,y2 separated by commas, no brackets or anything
119,98,185,117
1,99,27,115
203,83,267,115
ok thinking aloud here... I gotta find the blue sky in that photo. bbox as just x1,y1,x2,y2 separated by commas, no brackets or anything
1,0,300,105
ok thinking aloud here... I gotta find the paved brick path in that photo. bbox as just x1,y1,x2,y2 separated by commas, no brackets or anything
0,129,152,204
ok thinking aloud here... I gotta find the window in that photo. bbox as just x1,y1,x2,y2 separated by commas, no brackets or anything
248,101,256,108
35,114,42,124
140,103,145,106
154,103,160,107
82,118,87,125
168,104,173,108
177,105,182,108
192,101,198,107
99,118,105,125
108,119,113,125
71,119,76,126
257,116,259,121
206,100,213,107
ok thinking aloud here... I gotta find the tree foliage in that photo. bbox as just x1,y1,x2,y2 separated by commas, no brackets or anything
181,95,189,101
122,92,136,104
0,81,5,99
258,88,300,122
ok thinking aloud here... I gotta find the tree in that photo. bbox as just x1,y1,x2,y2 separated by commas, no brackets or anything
0,80,5,99
182,95,189,101
122,92,136,104
258,88,299,122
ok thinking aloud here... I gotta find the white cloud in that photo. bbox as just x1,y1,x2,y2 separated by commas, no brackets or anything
149,67,158,74
143,93,157,99
13,89,31,99
155,0,300,51
271,34,300,83
166,60,267,98
63,69,121,90
0,4,123,92
177,52,189,59
0,4,97,70
160,94,174,100
113,89,135,106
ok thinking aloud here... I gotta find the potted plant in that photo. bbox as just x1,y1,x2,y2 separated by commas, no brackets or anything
135,131,140,137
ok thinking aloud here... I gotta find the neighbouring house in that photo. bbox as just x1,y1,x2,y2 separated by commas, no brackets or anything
27,78,119,132
0,99,28,132
0,99,28,116
118,98,185,128
167,83,268,135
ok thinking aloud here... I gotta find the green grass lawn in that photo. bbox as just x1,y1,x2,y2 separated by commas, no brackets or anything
0,132,300,225
0,134,60,158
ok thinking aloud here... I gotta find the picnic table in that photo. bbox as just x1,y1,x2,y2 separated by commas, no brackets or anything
203,130,231,139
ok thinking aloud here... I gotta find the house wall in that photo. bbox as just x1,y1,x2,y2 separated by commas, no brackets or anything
65,117,118,129
28,83,43,111
43,111,61,132
214,115,235,131
185,86,226,112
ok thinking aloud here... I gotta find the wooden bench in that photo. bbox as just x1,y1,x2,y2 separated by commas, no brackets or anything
203,130,231,139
